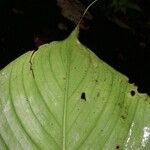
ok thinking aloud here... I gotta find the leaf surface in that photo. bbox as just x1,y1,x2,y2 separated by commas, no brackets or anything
0,28,150,150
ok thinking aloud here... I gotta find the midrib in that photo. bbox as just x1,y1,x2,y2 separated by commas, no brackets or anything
62,49,72,150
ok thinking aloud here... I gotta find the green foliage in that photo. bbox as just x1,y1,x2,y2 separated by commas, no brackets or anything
0,28,150,149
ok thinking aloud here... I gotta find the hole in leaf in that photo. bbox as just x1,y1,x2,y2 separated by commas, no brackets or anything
116,145,120,149
128,79,146,94
130,90,135,96
81,92,86,101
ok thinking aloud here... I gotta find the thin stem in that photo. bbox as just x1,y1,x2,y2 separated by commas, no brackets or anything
77,0,99,27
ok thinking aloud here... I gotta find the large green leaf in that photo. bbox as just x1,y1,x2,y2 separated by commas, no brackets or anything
0,28,150,150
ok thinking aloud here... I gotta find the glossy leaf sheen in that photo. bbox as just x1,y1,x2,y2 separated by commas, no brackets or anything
0,28,150,150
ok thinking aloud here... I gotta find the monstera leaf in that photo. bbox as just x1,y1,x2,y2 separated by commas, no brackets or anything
0,28,150,150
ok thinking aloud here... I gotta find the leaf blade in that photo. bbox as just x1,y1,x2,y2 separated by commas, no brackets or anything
0,28,150,149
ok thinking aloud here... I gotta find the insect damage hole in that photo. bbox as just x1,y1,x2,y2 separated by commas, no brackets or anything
116,145,120,149
81,92,86,101
130,90,135,96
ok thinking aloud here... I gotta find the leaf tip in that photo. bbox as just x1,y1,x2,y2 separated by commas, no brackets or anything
69,26,79,40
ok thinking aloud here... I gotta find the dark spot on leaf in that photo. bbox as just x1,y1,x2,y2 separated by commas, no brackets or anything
121,115,126,120
118,102,123,108
116,145,120,149
95,79,98,83
97,92,100,97
63,77,66,80
81,92,86,101
130,90,135,96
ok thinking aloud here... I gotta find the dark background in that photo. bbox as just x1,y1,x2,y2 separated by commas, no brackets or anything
0,0,150,94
